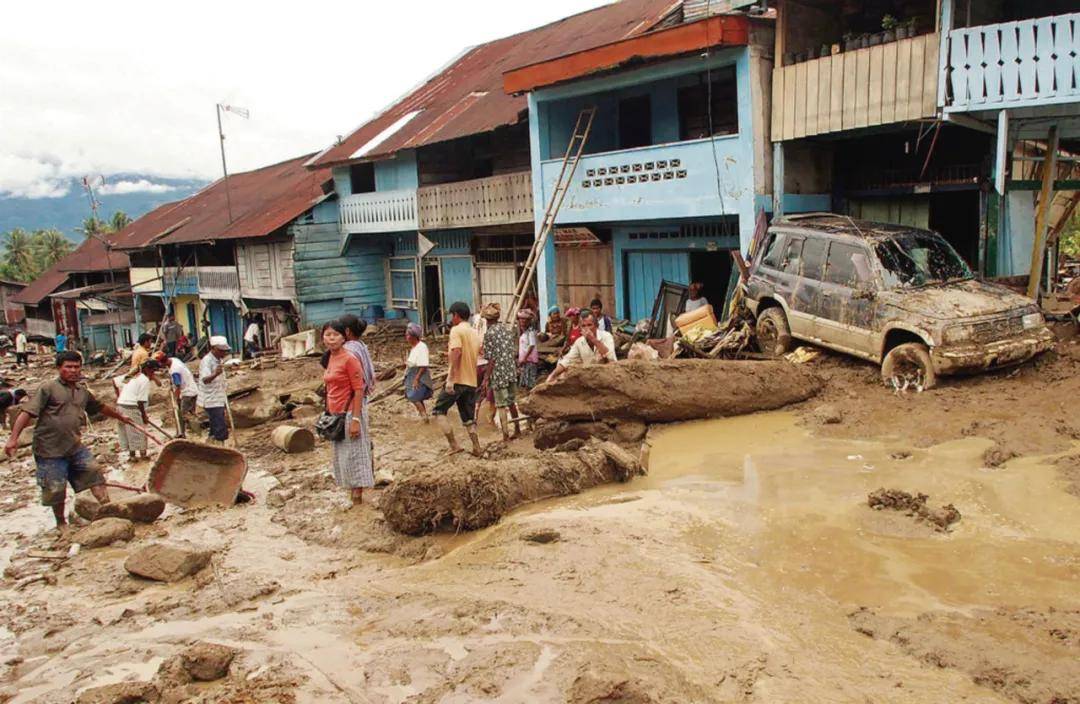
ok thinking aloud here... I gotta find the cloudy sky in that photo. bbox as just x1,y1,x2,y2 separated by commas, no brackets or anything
0,0,612,199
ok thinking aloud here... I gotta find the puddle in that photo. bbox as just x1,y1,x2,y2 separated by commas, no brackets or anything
643,411,1080,614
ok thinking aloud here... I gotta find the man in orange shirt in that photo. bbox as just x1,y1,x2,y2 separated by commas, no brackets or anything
432,301,482,456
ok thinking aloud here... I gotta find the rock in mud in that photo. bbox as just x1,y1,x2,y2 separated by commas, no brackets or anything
75,681,159,704
523,359,819,423
533,419,647,450
522,529,561,544
381,440,645,535
812,403,843,425
228,390,286,428
71,518,134,549
74,493,103,521
180,641,238,681
867,488,961,532
124,542,213,582
982,445,1018,468
97,494,166,523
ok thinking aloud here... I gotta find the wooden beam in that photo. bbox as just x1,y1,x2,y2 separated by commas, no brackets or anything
1027,125,1058,300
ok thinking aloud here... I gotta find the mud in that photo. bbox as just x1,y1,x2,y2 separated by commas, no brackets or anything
1057,453,1080,498
381,441,643,535
523,359,819,422
867,488,962,531
850,607,1080,704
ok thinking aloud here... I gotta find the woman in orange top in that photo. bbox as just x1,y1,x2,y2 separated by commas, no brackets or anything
322,320,371,506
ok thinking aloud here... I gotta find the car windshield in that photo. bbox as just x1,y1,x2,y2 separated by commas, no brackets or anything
875,232,973,288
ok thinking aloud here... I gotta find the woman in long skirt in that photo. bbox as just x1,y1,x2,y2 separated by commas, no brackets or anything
322,321,372,506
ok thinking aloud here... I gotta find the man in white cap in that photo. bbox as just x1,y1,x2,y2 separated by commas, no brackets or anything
199,336,231,443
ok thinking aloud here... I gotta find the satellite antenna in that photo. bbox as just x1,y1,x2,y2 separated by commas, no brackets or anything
216,103,250,223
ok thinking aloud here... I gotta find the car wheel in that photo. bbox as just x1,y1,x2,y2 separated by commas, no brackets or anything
880,342,937,391
756,307,792,357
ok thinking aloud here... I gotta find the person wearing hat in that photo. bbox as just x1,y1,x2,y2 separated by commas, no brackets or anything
199,336,232,443
517,309,540,392
539,306,565,344
116,358,160,462
480,303,521,442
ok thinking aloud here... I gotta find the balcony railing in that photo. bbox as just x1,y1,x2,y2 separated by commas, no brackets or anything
417,171,534,229
339,189,418,234
197,266,240,300
772,32,940,141
540,137,749,225
129,267,198,296
945,13,1080,111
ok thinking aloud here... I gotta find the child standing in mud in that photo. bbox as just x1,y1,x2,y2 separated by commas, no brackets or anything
4,352,136,528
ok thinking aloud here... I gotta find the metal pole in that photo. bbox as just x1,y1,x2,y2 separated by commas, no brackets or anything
217,104,234,224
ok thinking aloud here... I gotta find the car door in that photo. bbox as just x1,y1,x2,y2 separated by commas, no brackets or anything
746,231,786,309
790,236,828,340
816,240,878,357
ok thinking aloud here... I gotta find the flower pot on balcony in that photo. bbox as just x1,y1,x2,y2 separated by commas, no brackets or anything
868,32,883,46
882,29,897,43
844,38,859,52
896,26,910,40
820,44,831,58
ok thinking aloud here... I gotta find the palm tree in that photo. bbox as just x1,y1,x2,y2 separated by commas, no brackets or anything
2,229,35,280
110,210,132,232
78,215,109,238
34,229,74,270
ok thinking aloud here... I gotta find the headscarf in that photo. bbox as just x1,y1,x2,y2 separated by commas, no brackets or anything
480,302,502,321
566,307,581,318
548,306,561,316
516,309,534,322
406,322,423,339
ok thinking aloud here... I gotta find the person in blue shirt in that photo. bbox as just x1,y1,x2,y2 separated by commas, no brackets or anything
55,331,67,353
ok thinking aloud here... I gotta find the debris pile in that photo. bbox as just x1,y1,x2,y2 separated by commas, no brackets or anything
867,488,961,532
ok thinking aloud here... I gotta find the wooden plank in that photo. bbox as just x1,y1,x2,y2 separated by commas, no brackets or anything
817,56,832,135
806,58,820,136
793,61,808,138
868,44,884,126
842,51,857,130
830,53,844,132
854,49,870,128
922,34,940,117
771,66,784,140
881,41,898,123
783,65,797,140
908,37,926,120
894,36,911,119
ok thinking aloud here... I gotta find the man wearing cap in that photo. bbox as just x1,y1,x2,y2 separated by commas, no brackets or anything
5,351,136,528
199,336,231,443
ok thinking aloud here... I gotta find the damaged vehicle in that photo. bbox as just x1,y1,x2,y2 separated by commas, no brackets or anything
744,214,1055,389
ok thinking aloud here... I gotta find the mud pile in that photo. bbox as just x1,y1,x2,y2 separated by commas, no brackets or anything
381,441,643,535
867,488,961,531
522,359,819,423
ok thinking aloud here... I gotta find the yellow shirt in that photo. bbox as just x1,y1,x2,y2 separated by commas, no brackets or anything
130,345,149,375
448,321,480,387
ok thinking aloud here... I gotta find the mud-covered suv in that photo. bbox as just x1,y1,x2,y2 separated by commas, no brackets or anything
744,214,1055,389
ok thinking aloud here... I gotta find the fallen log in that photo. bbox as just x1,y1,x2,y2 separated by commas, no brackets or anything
521,359,819,423
380,440,643,535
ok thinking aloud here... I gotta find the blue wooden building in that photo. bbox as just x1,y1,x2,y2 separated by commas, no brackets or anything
505,11,775,320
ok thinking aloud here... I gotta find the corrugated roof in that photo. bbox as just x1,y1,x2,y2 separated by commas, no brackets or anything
57,234,130,273
308,0,681,169
503,14,751,93
11,266,70,306
111,154,332,250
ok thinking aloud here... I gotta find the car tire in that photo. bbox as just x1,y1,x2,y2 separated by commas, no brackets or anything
756,307,793,357
880,342,937,391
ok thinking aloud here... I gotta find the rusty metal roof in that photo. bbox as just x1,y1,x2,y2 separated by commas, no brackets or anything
111,153,332,250
308,0,681,169
57,234,130,274
12,265,72,306
503,14,750,93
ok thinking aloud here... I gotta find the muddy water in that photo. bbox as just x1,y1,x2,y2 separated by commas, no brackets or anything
643,412,1080,614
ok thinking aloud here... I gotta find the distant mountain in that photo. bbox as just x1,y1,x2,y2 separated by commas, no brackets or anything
0,174,209,241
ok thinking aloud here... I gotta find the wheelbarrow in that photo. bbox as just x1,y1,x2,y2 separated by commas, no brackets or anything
146,440,248,508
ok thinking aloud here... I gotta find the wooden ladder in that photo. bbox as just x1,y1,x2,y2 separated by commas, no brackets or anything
509,106,596,319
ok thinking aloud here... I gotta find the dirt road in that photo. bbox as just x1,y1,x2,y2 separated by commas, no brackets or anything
0,339,1077,703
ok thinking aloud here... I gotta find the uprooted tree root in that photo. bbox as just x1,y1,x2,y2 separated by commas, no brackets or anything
381,442,643,535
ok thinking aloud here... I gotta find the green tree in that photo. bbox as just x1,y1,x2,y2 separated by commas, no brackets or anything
78,215,110,238
2,228,36,280
1061,211,1080,259
110,210,132,232
33,229,74,270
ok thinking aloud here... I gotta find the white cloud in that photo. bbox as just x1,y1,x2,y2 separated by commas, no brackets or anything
97,179,180,196
0,0,612,200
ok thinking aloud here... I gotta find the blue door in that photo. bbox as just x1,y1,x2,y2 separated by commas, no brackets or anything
440,256,475,313
207,301,243,352
625,251,690,323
